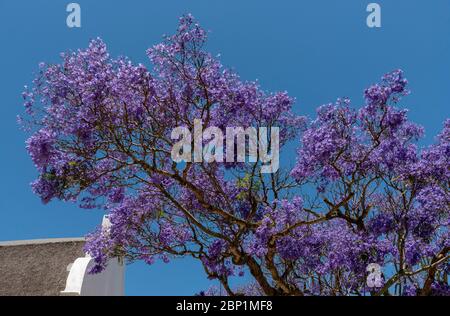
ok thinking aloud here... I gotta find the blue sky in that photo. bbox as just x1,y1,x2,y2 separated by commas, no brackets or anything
0,0,449,295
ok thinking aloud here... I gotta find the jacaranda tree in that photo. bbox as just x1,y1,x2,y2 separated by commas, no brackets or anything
21,15,449,296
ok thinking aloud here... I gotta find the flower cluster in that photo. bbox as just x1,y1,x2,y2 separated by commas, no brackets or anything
21,15,449,296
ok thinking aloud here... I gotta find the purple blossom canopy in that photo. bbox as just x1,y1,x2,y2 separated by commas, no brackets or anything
21,14,449,296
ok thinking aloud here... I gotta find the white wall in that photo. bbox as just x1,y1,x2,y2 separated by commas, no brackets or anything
61,215,124,296
61,256,124,296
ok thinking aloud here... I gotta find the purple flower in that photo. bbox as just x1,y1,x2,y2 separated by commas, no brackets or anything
21,14,449,296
